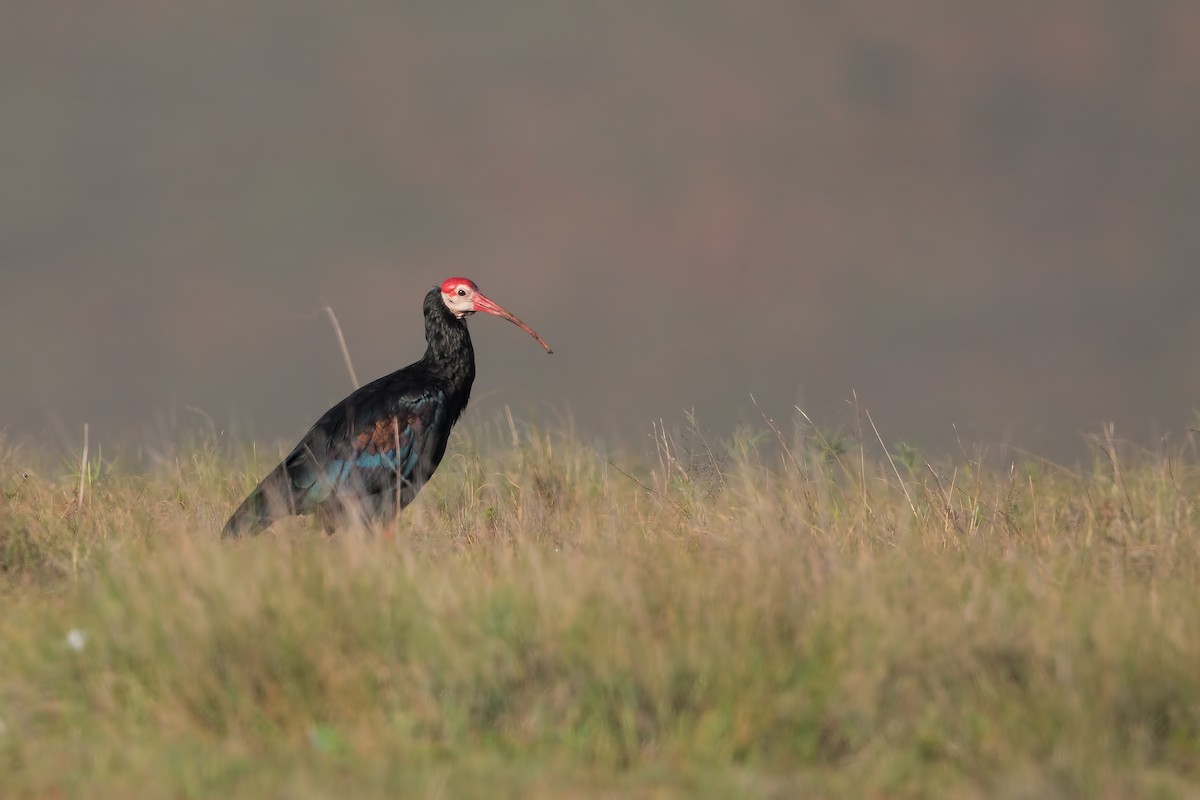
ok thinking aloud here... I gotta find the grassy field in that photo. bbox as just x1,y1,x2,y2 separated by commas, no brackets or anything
3,412,1200,798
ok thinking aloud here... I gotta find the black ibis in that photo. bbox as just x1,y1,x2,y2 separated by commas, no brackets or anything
222,277,552,537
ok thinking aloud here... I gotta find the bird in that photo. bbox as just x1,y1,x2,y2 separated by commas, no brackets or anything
222,277,552,538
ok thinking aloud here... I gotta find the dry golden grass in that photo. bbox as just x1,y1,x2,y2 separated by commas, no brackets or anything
2,415,1200,798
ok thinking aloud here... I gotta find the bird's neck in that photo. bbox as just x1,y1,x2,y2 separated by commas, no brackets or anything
421,289,476,399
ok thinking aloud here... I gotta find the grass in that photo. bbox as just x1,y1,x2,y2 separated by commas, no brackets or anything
3,412,1200,798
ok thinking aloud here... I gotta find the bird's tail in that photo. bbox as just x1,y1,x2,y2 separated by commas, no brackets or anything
222,486,273,538
222,470,295,538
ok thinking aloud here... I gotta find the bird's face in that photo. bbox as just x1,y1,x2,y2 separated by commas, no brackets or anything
438,277,554,353
440,277,484,318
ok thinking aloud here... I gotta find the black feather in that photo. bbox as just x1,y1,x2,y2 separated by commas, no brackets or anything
223,287,477,537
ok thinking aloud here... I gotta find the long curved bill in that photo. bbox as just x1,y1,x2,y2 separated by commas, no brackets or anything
472,292,554,354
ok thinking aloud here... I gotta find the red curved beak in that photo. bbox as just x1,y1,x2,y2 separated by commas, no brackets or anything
472,292,554,354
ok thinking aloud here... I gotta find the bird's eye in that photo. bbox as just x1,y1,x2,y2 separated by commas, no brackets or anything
457,288,467,296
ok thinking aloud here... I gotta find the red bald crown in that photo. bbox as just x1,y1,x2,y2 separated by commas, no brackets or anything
440,277,478,294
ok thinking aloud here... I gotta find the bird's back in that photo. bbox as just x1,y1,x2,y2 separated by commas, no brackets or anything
222,365,460,536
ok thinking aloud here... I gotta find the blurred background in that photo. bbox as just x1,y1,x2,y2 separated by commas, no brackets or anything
2,1,1199,462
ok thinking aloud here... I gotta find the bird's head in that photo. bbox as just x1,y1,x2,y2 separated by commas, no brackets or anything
439,277,553,353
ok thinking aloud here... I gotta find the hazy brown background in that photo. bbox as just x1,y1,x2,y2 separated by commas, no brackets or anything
3,1,1199,461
